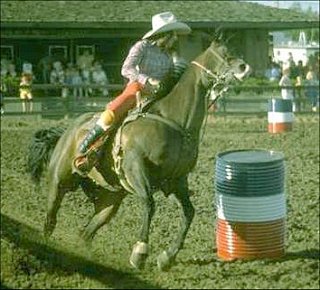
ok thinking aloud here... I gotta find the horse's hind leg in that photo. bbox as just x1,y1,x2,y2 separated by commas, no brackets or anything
80,189,126,244
44,179,67,238
157,176,195,271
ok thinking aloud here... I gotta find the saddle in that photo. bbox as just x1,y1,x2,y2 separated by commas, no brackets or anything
76,75,179,189
73,95,158,190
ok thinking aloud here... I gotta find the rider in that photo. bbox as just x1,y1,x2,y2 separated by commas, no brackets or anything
74,11,191,176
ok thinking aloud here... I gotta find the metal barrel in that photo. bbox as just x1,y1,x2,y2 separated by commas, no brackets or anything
268,98,294,133
214,149,287,261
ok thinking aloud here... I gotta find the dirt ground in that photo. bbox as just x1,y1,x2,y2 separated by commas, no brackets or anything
1,114,319,289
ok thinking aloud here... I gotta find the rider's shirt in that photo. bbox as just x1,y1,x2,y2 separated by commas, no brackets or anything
121,40,174,86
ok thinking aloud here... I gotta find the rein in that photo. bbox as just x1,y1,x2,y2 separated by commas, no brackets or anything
191,61,219,79
191,60,229,110
191,51,231,143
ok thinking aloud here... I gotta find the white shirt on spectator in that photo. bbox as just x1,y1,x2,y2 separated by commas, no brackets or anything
92,65,109,96
77,51,94,70
279,74,293,100
50,69,65,84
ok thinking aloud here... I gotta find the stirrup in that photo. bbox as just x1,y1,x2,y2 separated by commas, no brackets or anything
73,131,109,177
73,148,100,177
73,156,92,177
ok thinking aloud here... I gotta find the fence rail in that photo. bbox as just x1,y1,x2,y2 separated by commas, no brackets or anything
1,84,319,118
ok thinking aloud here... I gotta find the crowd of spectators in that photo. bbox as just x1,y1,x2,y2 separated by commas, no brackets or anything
264,51,319,112
0,49,110,104
0,47,319,113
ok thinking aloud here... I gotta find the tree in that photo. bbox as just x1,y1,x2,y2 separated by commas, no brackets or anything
284,3,319,44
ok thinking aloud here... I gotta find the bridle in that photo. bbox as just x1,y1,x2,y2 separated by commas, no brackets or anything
191,60,230,109
191,46,235,109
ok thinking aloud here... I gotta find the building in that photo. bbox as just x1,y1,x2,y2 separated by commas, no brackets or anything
1,1,319,82
273,44,319,66
273,32,319,66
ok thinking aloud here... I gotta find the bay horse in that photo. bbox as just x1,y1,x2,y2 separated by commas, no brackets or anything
27,40,250,271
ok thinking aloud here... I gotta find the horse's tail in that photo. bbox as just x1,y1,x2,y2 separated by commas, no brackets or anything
26,126,66,184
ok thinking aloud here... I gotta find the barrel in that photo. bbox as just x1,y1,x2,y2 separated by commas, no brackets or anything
268,99,293,133
214,149,286,261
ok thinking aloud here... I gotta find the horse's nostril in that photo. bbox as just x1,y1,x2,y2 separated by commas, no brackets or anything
239,64,246,72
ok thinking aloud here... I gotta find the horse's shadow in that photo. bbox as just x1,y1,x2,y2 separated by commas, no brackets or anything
0,213,163,289
181,248,319,266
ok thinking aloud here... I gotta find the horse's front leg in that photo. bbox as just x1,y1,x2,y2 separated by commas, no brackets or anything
129,192,155,269
124,157,155,269
157,176,195,271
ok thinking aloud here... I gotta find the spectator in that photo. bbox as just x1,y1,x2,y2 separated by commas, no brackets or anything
305,67,319,112
71,69,84,99
1,60,9,78
37,54,54,83
295,60,306,111
1,56,10,75
81,67,92,97
77,49,94,70
19,72,33,113
4,62,19,97
50,61,64,84
0,79,6,115
289,60,298,80
7,63,17,78
287,52,294,64
50,61,67,97
279,67,296,112
314,52,320,80
296,60,306,79
91,62,109,97
22,61,33,75
265,62,281,82
64,62,76,98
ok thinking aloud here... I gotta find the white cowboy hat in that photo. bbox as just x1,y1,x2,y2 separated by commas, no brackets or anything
142,11,191,39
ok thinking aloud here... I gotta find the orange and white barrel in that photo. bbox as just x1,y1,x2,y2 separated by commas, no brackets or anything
268,99,293,133
214,149,287,261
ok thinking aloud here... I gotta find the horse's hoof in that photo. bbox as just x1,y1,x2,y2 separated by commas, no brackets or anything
129,252,148,269
43,224,54,239
80,236,93,249
79,230,93,247
129,241,148,269
157,250,173,271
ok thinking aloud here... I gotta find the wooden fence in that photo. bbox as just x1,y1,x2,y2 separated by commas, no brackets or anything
1,84,319,118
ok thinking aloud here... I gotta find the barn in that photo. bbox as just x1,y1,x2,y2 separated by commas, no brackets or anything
1,0,318,82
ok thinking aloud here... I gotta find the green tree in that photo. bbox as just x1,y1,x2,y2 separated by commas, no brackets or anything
284,3,319,43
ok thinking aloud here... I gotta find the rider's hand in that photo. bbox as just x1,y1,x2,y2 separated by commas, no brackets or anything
143,78,161,95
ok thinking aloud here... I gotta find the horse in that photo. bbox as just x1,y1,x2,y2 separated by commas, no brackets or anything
27,39,250,271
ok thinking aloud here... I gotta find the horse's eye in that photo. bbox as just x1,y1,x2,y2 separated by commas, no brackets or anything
226,56,235,63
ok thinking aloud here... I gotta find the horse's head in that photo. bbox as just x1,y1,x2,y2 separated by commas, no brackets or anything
192,40,251,101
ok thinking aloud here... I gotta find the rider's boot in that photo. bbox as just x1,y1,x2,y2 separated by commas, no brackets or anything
73,110,115,176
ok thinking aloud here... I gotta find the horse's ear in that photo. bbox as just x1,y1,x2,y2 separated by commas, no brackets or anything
196,31,214,48
225,33,236,45
213,26,224,42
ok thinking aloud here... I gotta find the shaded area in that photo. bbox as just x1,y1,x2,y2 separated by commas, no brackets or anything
278,250,319,261
180,248,319,267
0,213,162,289
0,282,11,289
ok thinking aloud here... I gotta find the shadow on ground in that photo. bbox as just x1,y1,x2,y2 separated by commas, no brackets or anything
1,213,162,289
179,248,319,266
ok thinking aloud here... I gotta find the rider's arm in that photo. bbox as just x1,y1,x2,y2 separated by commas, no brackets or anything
121,40,149,86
